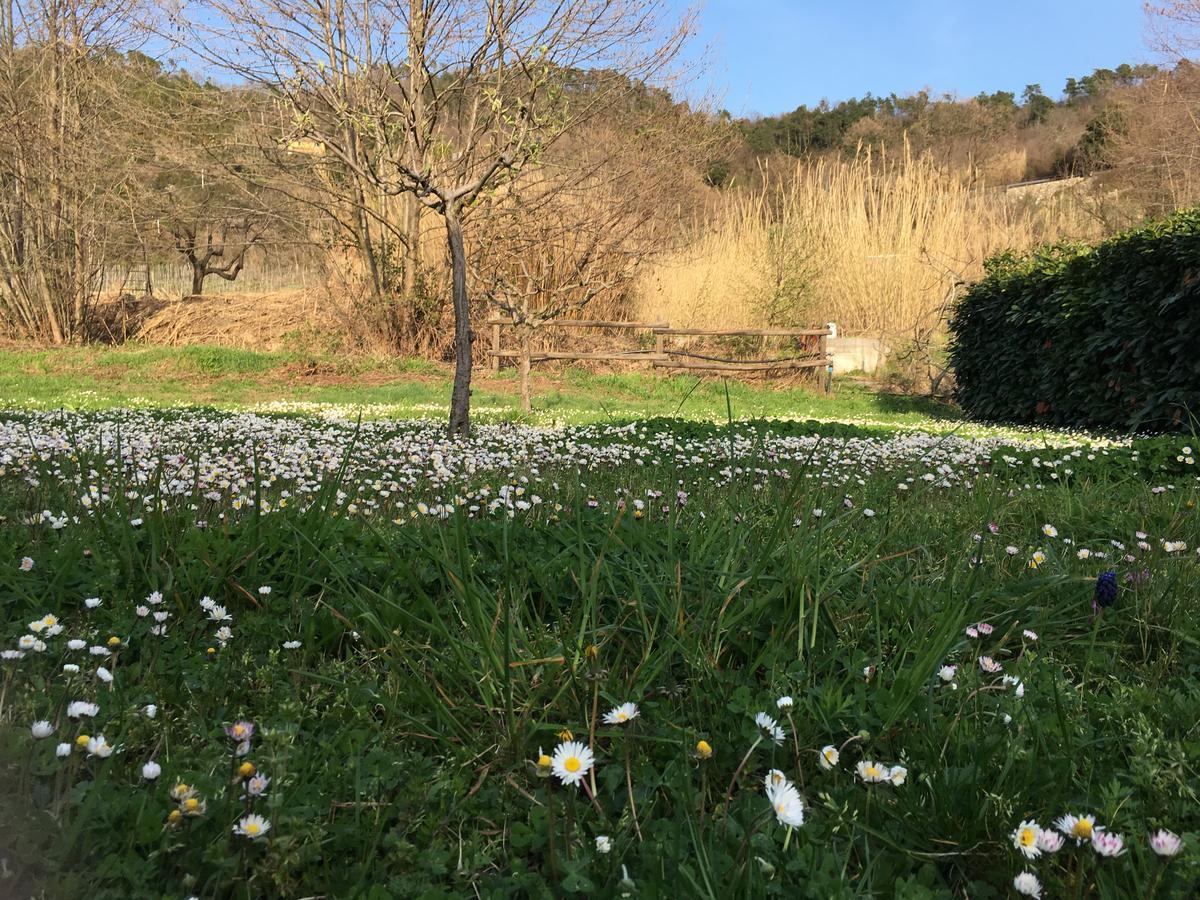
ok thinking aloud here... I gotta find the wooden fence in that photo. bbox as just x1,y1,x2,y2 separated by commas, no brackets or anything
486,316,833,408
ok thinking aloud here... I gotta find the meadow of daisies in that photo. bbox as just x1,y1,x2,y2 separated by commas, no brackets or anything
1,407,1198,898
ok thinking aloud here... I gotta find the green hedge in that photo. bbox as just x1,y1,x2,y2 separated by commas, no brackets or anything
949,207,1200,432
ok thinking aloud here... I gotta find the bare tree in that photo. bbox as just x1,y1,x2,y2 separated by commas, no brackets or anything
177,0,695,436
1147,1,1200,55
0,0,149,342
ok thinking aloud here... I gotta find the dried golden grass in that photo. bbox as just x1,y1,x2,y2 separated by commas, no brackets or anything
635,144,1104,338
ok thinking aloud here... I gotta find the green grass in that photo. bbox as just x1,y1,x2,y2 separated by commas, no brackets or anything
0,408,1197,897
0,345,980,432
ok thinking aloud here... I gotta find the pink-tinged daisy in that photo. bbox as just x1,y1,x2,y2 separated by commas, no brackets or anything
1036,829,1064,853
978,656,1002,674
1091,829,1126,857
1013,872,1042,898
1149,829,1183,857
225,721,254,742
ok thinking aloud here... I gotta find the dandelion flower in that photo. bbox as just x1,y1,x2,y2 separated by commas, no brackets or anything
1011,820,1043,859
1055,813,1096,845
855,760,887,783
1149,829,1183,857
1091,829,1126,857
1013,871,1042,898
818,745,839,770
550,740,595,787
602,702,640,725
695,740,713,760
30,720,53,739
233,813,270,839
74,734,90,749
238,761,256,779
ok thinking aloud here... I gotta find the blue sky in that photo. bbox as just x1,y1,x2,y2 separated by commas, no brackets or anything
689,0,1154,116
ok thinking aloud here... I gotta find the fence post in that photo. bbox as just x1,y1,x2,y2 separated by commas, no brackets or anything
654,329,665,360
490,319,501,374
819,331,830,395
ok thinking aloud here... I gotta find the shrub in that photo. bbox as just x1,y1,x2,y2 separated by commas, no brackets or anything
950,207,1200,432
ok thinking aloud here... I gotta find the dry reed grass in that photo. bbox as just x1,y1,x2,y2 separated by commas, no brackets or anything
634,144,1104,339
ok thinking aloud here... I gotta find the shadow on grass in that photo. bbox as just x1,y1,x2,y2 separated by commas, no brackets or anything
870,390,963,422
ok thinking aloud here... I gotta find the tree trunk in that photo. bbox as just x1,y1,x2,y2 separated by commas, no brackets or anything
403,194,420,300
519,326,532,412
191,264,205,296
446,203,472,437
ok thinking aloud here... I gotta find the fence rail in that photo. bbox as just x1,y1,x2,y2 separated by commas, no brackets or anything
486,315,833,409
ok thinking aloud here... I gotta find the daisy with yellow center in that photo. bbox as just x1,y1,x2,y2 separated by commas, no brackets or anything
1011,819,1043,859
233,813,271,840
550,740,595,787
602,702,639,726
181,796,206,816
1054,813,1095,845
819,745,839,770
855,760,887,783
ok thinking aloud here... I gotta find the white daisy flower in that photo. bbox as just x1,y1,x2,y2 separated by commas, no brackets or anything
754,712,785,744
1011,820,1043,859
602,702,640,725
142,760,162,780
1013,871,1042,898
855,760,888,783
1055,813,1096,845
595,834,612,854
233,813,271,840
818,745,839,770
766,779,805,828
550,740,595,787
30,720,53,739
